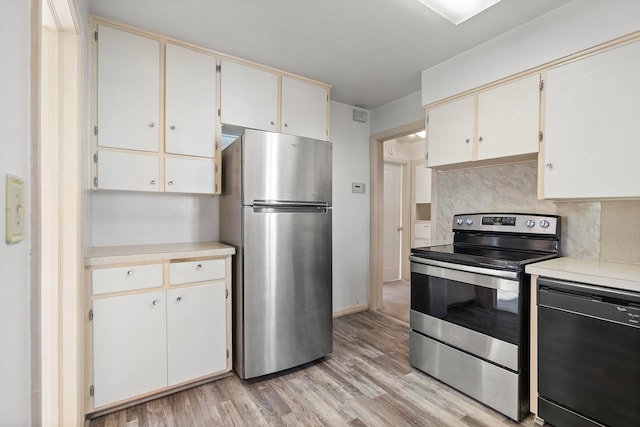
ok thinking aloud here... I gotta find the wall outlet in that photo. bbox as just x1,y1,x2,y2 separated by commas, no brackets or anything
6,175,25,244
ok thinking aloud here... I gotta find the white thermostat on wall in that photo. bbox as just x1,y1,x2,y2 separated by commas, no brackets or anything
352,183,366,193
6,174,26,244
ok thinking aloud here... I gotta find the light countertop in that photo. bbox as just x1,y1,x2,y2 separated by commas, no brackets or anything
85,241,236,267
526,257,640,293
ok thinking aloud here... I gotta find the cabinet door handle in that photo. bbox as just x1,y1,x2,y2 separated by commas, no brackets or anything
284,123,288,127
478,136,483,142
169,125,176,130
546,163,553,169
270,121,275,125
152,299,159,306
196,264,202,270
127,270,133,276
167,180,174,186
148,122,156,128
465,138,470,144
150,180,157,185
176,296,182,302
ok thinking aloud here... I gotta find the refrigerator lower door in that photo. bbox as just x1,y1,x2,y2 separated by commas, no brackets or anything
238,206,332,379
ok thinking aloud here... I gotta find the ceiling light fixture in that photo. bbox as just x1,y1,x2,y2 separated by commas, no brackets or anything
416,0,502,25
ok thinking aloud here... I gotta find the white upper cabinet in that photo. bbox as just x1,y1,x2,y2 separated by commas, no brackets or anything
164,157,215,194
220,59,278,132
97,150,160,192
281,76,328,141
477,74,540,160
427,96,474,167
543,40,640,199
427,75,540,168
414,163,432,204
97,25,160,152
165,43,217,158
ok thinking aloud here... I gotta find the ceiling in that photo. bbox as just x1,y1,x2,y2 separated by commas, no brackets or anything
89,0,573,110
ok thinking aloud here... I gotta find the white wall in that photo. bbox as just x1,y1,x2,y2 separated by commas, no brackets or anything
330,101,371,311
422,0,640,105
0,1,31,425
90,192,219,246
370,90,423,136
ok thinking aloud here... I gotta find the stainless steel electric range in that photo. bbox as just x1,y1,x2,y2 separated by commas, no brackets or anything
409,213,561,421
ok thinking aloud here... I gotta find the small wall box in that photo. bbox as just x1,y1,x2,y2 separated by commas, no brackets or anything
6,175,26,244
352,183,366,193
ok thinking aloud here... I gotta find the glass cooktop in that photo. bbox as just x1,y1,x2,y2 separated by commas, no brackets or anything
411,244,557,272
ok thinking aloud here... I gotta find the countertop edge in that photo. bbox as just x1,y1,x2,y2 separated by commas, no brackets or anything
526,257,640,293
84,242,236,267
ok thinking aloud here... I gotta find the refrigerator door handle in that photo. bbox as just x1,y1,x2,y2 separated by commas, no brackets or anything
253,206,328,214
253,200,329,208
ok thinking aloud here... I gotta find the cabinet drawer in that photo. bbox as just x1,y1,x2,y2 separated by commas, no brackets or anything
414,223,431,238
92,264,164,295
169,259,225,285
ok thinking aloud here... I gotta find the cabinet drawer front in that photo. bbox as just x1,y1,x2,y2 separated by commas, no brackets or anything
414,223,431,238
92,264,164,295
169,259,225,285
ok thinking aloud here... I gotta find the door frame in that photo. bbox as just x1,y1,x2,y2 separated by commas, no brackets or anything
370,120,424,311
381,159,410,282
32,0,84,425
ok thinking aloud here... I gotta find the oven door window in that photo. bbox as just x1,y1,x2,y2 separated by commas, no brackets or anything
411,272,520,345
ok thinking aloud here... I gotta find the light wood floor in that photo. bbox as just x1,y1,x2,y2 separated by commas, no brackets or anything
89,311,537,427
379,280,410,323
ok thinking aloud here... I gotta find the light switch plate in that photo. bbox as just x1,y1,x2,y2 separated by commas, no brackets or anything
6,175,25,244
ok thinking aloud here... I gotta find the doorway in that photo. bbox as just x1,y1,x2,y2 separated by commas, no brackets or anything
374,128,427,323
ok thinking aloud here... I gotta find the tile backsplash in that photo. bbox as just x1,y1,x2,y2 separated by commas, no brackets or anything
433,161,639,263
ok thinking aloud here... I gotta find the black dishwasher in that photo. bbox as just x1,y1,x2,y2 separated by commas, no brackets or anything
537,278,640,427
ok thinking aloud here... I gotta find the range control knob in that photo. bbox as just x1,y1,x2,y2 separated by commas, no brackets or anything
456,219,464,225
540,219,550,228
526,219,536,228
466,218,473,225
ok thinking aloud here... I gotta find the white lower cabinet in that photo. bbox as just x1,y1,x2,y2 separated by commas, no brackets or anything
167,282,226,385
92,291,168,408
86,246,234,413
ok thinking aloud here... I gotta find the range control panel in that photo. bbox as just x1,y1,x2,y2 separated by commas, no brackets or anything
452,213,560,235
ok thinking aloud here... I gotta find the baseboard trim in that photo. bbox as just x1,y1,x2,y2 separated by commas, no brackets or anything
333,304,369,318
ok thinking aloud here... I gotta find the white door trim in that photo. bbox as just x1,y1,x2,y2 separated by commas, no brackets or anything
369,120,424,311
34,0,84,425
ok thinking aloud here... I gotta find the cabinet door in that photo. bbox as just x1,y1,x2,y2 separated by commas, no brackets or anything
414,163,431,203
165,43,217,158
165,157,215,194
220,60,278,131
97,25,160,152
167,282,227,386
477,74,540,160
97,150,160,192
544,41,640,199
281,76,328,141
92,291,167,407
427,96,473,167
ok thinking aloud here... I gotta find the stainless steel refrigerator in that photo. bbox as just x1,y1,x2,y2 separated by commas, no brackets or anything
220,129,332,379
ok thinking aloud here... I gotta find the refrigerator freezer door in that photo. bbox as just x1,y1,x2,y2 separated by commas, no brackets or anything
239,206,332,379
242,130,332,206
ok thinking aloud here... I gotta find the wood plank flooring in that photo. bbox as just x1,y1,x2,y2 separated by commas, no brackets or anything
89,311,537,427
379,280,410,323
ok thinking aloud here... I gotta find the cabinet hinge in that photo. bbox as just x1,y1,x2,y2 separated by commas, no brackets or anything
93,125,98,136
539,80,544,91
89,385,94,397
216,64,221,73
214,183,218,194
225,289,229,299
539,131,543,142
93,152,98,163
215,162,218,173
217,108,221,117
94,31,98,42
93,177,98,187
88,309,93,321
426,114,429,125
226,349,229,359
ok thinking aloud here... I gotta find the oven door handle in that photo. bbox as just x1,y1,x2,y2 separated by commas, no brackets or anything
410,256,520,293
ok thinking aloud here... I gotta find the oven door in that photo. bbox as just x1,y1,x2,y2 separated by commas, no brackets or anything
410,256,524,371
